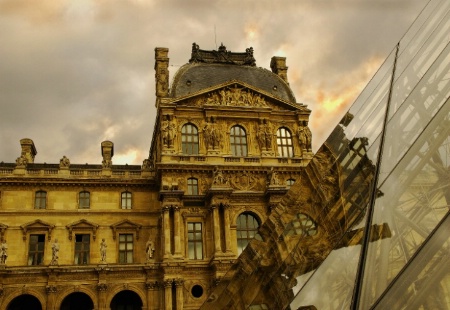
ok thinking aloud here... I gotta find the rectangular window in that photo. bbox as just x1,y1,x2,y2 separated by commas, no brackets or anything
118,234,133,263
74,234,90,264
28,234,45,265
35,191,47,209
187,178,198,195
79,191,90,209
121,192,132,209
188,222,203,260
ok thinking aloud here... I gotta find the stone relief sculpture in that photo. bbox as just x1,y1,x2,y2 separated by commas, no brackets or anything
257,119,273,151
100,238,107,263
202,86,268,107
202,117,221,150
298,120,312,152
0,239,7,264
102,159,112,169
212,167,228,186
161,115,177,148
15,155,27,167
50,239,59,265
142,158,153,171
59,156,70,168
146,239,155,261
269,167,282,186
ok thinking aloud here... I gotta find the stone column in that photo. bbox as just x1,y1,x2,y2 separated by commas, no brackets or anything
174,279,184,310
146,281,159,310
173,206,182,258
46,285,57,310
223,204,232,254
212,205,222,255
163,207,171,258
97,283,108,310
164,279,173,310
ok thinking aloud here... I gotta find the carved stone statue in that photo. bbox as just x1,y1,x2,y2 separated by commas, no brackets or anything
269,167,282,186
102,159,112,169
203,118,221,150
298,121,312,152
0,240,7,264
212,167,228,186
142,159,153,171
257,119,273,151
146,239,155,261
50,239,59,265
161,115,177,148
59,156,70,168
100,238,107,263
15,155,27,167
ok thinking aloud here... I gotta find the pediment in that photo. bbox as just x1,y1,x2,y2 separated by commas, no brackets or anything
66,219,100,241
170,81,309,112
110,219,142,240
20,219,55,240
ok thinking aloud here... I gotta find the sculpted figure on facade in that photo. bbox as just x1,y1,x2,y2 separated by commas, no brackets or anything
102,158,112,169
100,238,107,263
203,117,221,150
15,155,27,168
298,120,312,152
257,119,273,151
212,166,228,186
50,239,59,265
59,155,70,168
146,239,155,261
0,239,7,264
161,115,177,148
142,158,153,171
202,87,268,107
269,167,282,186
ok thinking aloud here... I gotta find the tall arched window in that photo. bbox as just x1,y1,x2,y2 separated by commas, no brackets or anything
181,123,199,155
277,127,294,157
236,213,260,255
230,125,248,157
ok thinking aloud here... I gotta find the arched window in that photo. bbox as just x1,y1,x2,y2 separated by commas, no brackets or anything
35,190,47,209
121,191,132,209
187,178,198,195
277,127,294,157
284,213,318,237
181,123,199,155
230,125,248,157
237,213,260,255
79,191,90,209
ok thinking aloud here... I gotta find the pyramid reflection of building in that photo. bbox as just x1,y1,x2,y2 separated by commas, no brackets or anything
201,0,450,309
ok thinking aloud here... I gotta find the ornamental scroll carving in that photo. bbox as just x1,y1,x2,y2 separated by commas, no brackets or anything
186,86,269,108
230,171,261,191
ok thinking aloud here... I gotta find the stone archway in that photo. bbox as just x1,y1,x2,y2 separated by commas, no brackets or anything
60,292,94,310
110,290,143,310
7,294,42,310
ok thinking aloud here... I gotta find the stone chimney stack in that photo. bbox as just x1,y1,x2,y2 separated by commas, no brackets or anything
20,138,37,163
270,56,289,84
155,47,170,98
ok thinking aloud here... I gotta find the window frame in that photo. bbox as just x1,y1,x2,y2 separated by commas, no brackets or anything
74,234,90,265
276,127,294,158
187,222,203,260
121,191,132,209
34,190,47,209
236,213,260,255
28,234,45,266
230,125,248,157
187,178,199,195
118,233,134,264
181,123,200,155
78,191,90,209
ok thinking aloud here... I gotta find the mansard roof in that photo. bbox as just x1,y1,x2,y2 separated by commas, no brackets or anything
170,44,297,103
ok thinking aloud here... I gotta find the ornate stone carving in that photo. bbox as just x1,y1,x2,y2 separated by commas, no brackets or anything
59,156,70,168
97,283,108,291
0,239,7,265
257,119,273,151
230,170,259,191
161,115,177,149
268,167,282,186
174,278,185,287
203,86,268,107
212,167,229,187
202,117,222,150
298,120,312,152
189,43,256,66
146,238,155,262
50,239,59,265
15,155,27,168
46,285,57,294
142,158,153,171
163,279,173,288
146,281,159,290
100,238,107,263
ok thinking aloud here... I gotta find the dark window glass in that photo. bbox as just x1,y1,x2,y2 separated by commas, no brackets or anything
74,234,90,264
79,191,90,209
119,234,133,263
28,234,45,265
187,178,198,195
230,126,248,157
237,213,260,255
187,222,203,260
121,192,132,209
284,213,318,237
182,123,199,155
277,127,294,157
35,190,47,209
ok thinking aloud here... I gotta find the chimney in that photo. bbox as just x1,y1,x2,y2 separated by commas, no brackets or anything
270,56,289,84
155,47,170,98
20,138,37,163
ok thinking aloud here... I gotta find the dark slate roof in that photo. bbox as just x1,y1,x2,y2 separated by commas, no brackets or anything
170,63,297,103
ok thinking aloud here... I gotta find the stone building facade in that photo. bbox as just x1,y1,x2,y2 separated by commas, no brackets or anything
0,44,312,310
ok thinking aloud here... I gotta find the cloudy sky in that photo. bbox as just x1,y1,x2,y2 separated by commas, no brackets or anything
0,0,425,165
